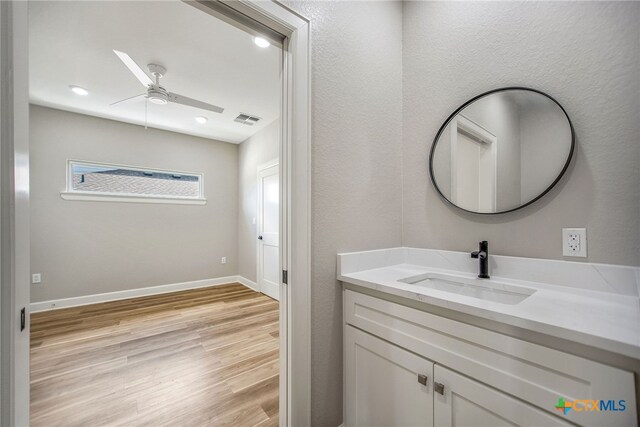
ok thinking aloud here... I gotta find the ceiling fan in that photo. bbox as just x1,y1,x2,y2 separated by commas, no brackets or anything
111,50,224,114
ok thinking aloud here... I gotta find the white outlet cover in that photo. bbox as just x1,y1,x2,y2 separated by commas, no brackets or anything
221,257,227,264
562,228,587,257
32,273,42,284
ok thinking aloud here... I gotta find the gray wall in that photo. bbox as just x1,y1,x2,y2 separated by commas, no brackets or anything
237,120,279,283
284,2,404,425
403,1,640,265
519,100,573,204
30,105,239,302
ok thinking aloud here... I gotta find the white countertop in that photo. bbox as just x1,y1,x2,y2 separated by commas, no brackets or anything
338,249,640,360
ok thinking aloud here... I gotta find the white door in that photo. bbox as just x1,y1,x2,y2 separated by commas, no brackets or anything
433,365,572,427
345,326,434,427
257,162,279,301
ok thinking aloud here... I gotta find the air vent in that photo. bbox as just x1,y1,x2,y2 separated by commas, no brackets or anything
234,113,261,126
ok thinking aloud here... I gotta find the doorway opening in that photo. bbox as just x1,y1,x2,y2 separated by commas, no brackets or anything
27,1,282,425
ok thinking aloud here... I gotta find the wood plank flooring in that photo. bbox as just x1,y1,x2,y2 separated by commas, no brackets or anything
30,283,279,427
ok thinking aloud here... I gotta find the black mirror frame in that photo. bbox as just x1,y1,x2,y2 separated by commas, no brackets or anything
428,87,575,215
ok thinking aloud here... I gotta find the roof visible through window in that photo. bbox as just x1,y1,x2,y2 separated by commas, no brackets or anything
69,162,202,199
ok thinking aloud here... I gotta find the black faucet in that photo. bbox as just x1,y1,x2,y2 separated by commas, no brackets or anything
470,241,490,279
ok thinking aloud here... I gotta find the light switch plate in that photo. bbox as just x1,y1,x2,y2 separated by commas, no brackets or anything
562,228,587,257
32,273,42,284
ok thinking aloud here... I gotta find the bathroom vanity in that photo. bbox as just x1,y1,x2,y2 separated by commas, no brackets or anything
338,248,639,427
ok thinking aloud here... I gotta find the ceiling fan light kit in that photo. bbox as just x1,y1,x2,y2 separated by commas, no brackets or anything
147,86,169,105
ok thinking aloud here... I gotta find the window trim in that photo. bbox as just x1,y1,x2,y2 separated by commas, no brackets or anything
61,159,207,205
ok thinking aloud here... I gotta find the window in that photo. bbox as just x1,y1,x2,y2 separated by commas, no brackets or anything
62,160,205,204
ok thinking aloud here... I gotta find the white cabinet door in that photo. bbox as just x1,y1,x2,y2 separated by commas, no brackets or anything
433,365,572,427
345,326,434,427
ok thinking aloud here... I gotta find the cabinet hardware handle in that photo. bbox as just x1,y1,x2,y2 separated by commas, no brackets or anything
434,382,445,395
417,374,428,386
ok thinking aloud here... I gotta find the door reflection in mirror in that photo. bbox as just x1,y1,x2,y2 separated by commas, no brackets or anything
449,116,497,212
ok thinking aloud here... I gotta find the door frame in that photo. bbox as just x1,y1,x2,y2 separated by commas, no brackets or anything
1,1,30,426
0,1,311,426
257,159,279,300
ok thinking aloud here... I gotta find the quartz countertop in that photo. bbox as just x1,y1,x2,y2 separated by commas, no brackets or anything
338,248,640,360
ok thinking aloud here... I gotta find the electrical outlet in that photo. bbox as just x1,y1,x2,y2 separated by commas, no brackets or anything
32,273,42,284
221,257,227,264
252,217,256,225
562,228,587,257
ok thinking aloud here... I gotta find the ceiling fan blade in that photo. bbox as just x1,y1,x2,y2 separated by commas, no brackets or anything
168,92,224,114
113,50,153,87
110,93,147,106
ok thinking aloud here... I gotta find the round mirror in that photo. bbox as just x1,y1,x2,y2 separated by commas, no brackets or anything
429,87,574,214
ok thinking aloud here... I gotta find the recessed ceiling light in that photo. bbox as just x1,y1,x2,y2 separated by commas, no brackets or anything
254,37,270,48
195,116,208,124
69,85,89,96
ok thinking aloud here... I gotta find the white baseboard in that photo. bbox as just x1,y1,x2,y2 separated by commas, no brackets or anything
30,275,258,313
236,276,259,292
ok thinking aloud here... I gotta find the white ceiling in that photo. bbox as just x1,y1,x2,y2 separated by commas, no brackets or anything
29,1,281,144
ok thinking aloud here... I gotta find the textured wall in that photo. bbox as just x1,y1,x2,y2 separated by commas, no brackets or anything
284,1,404,425
237,120,279,283
30,106,239,302
403,1,640,265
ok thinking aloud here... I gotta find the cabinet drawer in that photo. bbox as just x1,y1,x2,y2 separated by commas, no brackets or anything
344,289,637,427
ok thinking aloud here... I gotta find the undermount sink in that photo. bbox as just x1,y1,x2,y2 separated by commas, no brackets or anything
399,272,536,305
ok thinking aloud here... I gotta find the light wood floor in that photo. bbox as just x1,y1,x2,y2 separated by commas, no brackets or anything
30,283,279,427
